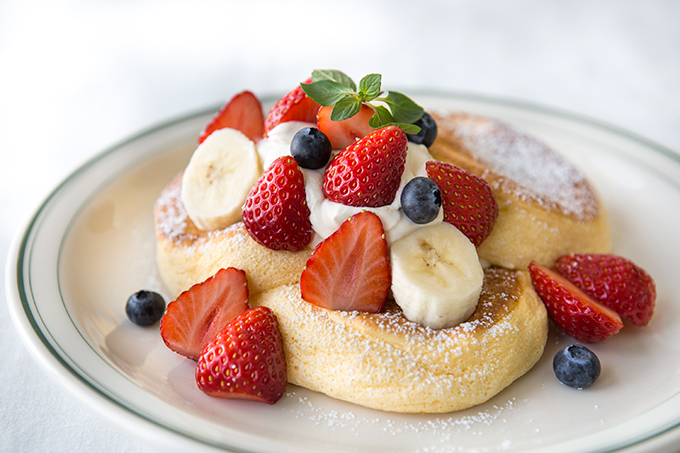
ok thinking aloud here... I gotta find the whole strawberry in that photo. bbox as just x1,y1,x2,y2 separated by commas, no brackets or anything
195,306,287,404
242,156,312,251
264,79,320,136
322,126,408,207
529,261,623,343
426,161,498,247
555,253,656,326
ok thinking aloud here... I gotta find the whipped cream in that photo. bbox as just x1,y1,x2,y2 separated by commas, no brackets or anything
256,122,443,245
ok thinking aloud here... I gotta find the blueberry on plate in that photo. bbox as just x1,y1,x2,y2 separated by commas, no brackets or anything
290,127,333,170
125,290,166,326
401,177,442,224
553,344,601,389
406,112,438,148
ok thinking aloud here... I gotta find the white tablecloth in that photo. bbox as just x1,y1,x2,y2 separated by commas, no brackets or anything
1,1,679,451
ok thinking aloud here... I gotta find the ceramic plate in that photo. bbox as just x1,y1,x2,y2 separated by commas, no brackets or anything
7,93,680,452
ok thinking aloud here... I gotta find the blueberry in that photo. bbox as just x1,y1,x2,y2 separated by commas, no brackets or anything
401,177,442,224
125,290,166,326
553,344,601,389
406,112,438,148
290,127,332,170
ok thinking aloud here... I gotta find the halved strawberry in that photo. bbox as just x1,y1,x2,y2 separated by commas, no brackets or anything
264,79,320,135
555,253,656,326
529,261,623,343
160,268,249,361
242,156,313,251
195,306,287,404
316,104,375,150
322,126,408,208
426,161,498,247
198,91,264,144
300,211,390,313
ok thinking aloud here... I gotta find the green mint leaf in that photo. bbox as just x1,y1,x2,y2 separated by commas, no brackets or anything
358,73,382,101
392,122,421,134
381,91,424,124
330,97,363,121
368,105,394,128
301,80,355,106
311,69,356,91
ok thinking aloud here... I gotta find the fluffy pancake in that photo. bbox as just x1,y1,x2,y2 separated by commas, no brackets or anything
155,172,312,296
429,112,611,270
252,267,547,413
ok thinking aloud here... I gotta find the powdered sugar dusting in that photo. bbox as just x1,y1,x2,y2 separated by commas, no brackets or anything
438,114,598,219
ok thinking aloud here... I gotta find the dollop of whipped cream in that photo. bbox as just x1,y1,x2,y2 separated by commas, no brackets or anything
257,121,443,245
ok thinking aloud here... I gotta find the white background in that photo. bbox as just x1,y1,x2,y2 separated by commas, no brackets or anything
1,1,679,452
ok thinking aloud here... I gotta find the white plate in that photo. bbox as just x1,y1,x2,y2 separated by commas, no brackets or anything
7,93,680,453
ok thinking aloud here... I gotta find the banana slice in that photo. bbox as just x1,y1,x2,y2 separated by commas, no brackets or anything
390,222,484,329
181,128,262,231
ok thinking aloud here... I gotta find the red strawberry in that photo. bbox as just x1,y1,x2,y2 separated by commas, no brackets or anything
300,211,390,313
529,261,624,343
322,126,408,208
198,91,264,144
160,268,249,361
425,161,498,247
242,156,312,251
555,253,656,326
316,104,375,150
264,79,320,135
195,306,287,404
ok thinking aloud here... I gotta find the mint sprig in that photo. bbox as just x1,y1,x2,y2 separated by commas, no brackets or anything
301,70,423,134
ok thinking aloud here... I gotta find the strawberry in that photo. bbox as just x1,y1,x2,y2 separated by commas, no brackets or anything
242,156,312,251
264,79,320,136
195,306,287,404
529,261,624,343
555,253,656,326
316,104,375,150
300,211,390,313
425,161,498,247
198,91,264,144
160,268,249,361
322,126,408,208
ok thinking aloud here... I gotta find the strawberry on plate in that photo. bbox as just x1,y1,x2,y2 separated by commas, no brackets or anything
300,211,390,313
425,161,498,247
264,79,320,136
529,261,624,343
316,104,375,150
242,156,313,251
555,253,656,326
196,306,287,404
160,267,249,361
198,91,264,144
322,126,408,208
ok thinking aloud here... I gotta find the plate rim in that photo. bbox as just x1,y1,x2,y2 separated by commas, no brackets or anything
6,89,680,453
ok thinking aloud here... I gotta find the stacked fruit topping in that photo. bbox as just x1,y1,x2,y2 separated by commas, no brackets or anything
264,78,320,136
159,267,288,404
529,254,656,343
242,156,312,251
300,211,390,313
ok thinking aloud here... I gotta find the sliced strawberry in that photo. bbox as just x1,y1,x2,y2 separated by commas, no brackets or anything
242,156,312,251
264,79,320,135
196,306,287,404
322,125,408,208
426,161,498,247
160,268,249,361
529,261,624,343
300,211,390,313
316,104,375,150
198,91,264,144
555,253,656,326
